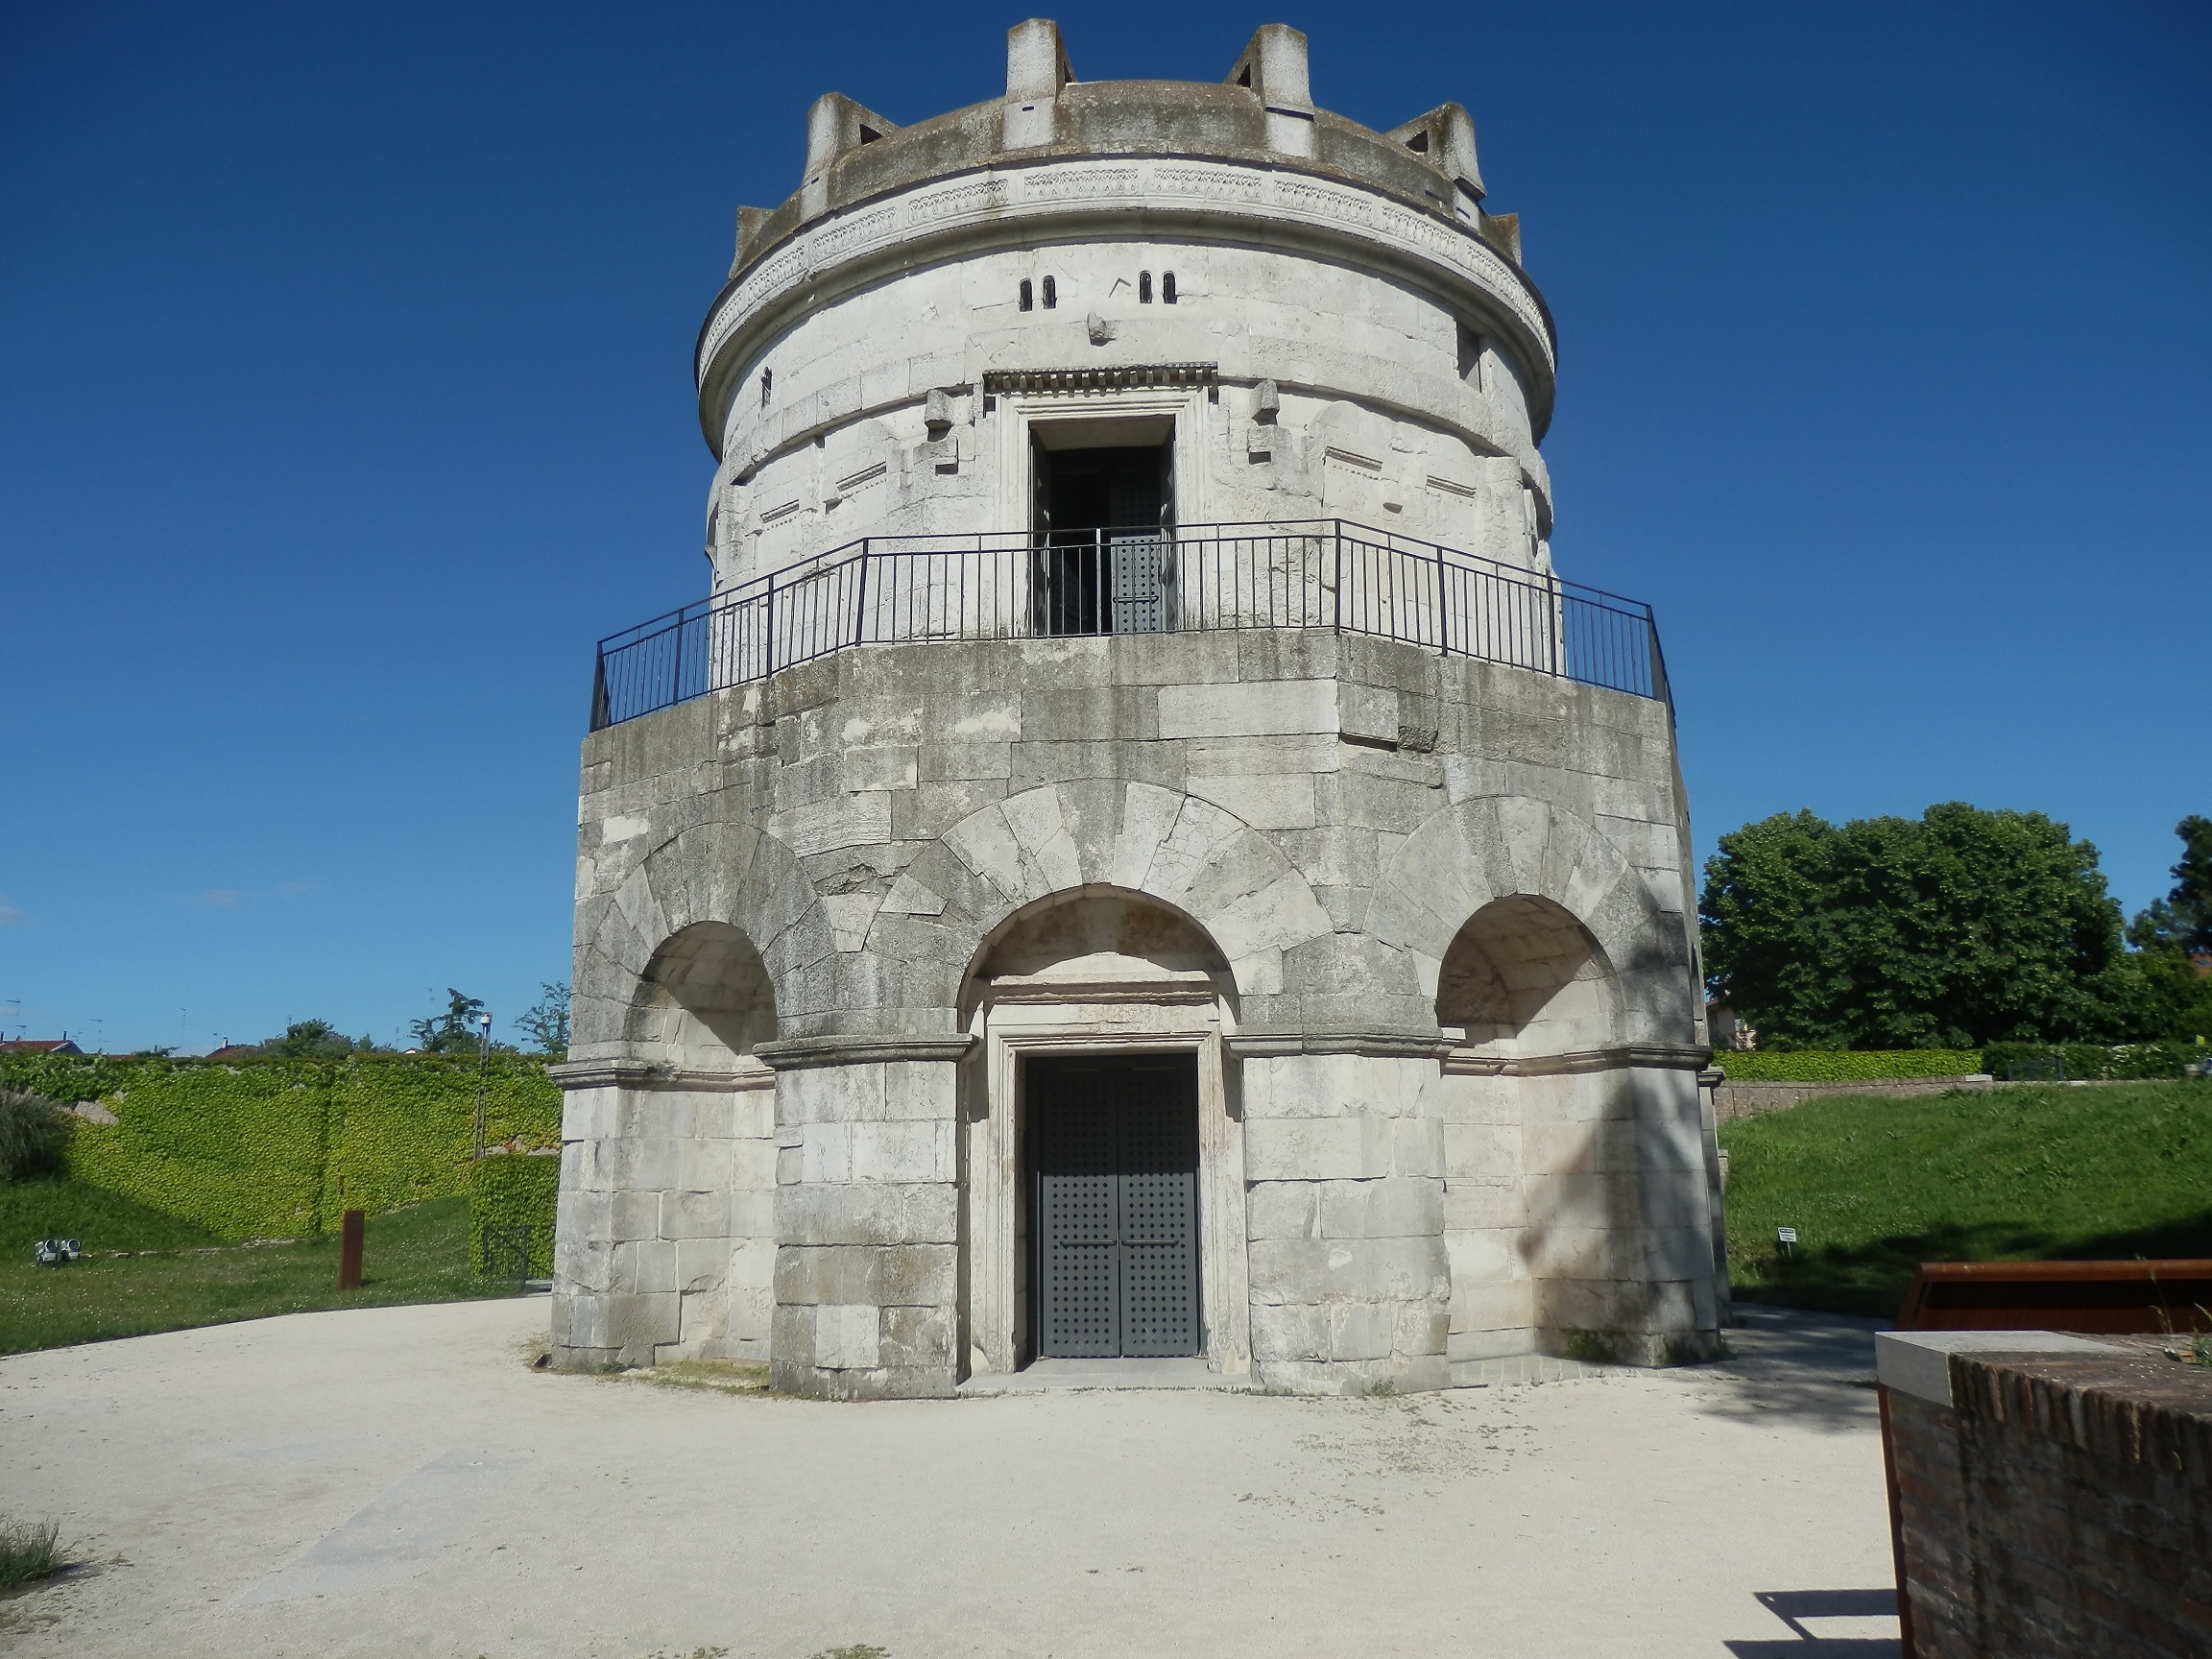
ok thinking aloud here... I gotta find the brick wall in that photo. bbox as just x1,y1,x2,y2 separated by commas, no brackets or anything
1887,1343,2212,1657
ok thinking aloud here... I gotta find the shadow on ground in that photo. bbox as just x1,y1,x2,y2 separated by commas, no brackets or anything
1673,1304,1886,1431
1724,1588,1901,1655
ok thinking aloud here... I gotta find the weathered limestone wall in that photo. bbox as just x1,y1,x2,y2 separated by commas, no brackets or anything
557,626,1720,1392
551,1072,775,1368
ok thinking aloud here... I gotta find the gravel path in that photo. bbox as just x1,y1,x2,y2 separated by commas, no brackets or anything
0,1298,1899,1657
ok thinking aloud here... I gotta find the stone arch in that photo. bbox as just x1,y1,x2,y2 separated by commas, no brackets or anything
960,885,1237,1016
627,922,777,1068
868,780,1333,1016
570,815,828,1059
1365,794,1696,1046
1435,895,1619,1053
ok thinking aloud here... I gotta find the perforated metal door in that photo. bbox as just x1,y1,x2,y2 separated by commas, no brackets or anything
1030,1056,1200,1358
1109,534,1169,635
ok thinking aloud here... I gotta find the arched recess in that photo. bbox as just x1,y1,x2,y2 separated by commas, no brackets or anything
871,780,1334,1022
569,815,824,1061
1435,895,1619,1055
960,885,1237,1020
1364,793,1696,1047
958,884,1251,1384
628,921,778,1069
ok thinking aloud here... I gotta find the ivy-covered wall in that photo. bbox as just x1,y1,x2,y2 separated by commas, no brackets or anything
468,1151,560,1278
0,1052,561,1241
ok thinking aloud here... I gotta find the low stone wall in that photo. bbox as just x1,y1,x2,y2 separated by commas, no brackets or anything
1877,1331,2212,1658
1713,1073,1991,1124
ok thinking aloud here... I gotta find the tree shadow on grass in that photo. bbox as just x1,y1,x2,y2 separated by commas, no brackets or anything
1734,1211,2212,1321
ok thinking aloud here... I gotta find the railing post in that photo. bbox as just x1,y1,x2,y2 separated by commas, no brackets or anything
854,540,870,648
1435,547,1450,656
669,609,685,711
1332,520,1343,634
765,571,776,678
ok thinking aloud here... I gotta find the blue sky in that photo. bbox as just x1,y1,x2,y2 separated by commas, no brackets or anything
2,3,2205,1052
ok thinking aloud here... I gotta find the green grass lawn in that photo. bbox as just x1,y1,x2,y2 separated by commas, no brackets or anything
1722,1079,2212,1319
0,1179,523,1356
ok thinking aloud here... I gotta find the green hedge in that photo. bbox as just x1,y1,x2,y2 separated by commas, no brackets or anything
468,1152,560,1278
1713,1050,1984,1082
0,1053,561,1241
1981,1041,2202,1083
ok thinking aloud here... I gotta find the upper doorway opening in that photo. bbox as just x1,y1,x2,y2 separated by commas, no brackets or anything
1030,419,1175,637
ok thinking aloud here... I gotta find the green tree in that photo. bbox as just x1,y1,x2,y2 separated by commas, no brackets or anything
409,989,489,1055
2124,817,2212,1043
515,981,570,1059
1700,803,2137,1048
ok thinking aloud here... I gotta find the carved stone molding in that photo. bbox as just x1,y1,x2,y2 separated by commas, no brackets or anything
547,1059,773,1093
1226,1027,1456,1060
753,1033,977,1070
1440,1043,1713,1077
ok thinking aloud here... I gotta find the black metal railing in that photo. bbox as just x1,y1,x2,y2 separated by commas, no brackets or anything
589,520,1667,731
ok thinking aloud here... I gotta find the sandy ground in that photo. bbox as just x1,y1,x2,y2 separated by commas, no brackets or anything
0,1298,1901,1658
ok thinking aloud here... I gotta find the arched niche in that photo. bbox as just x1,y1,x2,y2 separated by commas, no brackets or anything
961,887,1236,1017
1435,895,1619,1054
627,921,778,1069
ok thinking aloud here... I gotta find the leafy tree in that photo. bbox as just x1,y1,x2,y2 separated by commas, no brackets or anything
2124,817,2212,1043
515,981,570,1059
1700,803,2137,1049
409,989,490,1055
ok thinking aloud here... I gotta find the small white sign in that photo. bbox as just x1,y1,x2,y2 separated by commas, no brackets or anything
1776,1226,1798,1245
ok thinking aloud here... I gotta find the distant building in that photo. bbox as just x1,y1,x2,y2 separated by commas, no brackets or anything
0,1039,84,1056
1706,1003,1757,1051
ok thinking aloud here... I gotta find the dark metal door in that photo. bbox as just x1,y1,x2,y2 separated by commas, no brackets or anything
1030,1056,1200,1358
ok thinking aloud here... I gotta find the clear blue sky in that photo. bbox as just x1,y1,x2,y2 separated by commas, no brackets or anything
3,3,2205,1053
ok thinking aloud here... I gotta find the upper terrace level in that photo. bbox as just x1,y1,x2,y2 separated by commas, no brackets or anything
589,517,1666,731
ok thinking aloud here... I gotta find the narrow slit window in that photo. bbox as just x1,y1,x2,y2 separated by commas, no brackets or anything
759,368,773,407
1162,271,1177,304
1042,275,1057,309
1139,271,1153,303
1020,278,1034,312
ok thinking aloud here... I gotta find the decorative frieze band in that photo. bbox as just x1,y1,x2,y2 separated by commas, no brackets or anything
983,363,1217,397
699,156,1555,403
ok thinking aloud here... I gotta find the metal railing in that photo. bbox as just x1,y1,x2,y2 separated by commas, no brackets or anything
589,520,1667,731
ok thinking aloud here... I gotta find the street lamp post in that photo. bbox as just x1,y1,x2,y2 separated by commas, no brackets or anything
471,1011,493,1159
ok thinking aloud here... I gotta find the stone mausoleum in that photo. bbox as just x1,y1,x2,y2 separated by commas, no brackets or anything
552,19,1728,1396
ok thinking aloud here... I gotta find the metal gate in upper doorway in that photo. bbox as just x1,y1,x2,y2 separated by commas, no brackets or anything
1027,1053,1200,1359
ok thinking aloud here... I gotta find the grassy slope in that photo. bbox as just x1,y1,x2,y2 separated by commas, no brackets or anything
0,1184,521,1356
1722,1080,2212,1319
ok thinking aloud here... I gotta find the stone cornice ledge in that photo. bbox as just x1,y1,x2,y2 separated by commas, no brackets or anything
1441,1043,1713,1077
1226,1028,1455,1060
755,1033,978,1070
547,1060,773,1093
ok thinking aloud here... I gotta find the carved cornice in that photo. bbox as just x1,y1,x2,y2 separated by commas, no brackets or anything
1440,1043,1713,1077
546,1060,773,1093
1226,1028,1456,1060
754,1033,977,1070
983,363,1217,397
697,156,1556,447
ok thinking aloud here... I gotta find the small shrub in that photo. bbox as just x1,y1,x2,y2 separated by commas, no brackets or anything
0,1092,72,1181
0,1517,64,1588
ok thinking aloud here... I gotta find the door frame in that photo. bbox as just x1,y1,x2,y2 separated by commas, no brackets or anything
963,987,1250,1381
991,385,1214,533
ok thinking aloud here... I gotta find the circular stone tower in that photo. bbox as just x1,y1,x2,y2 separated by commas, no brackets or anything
556,19,1726,1397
